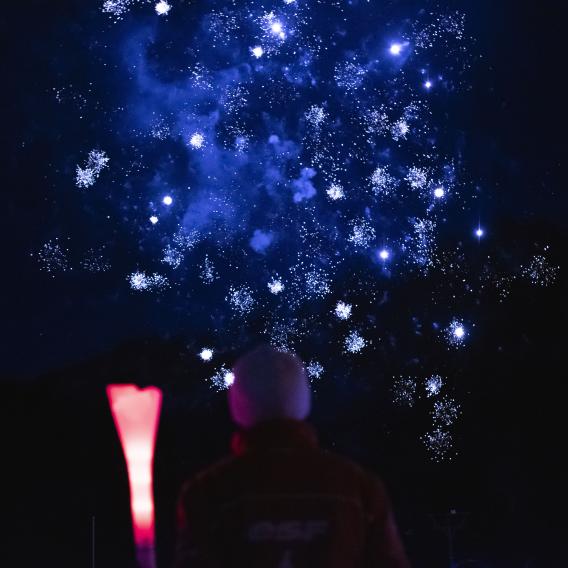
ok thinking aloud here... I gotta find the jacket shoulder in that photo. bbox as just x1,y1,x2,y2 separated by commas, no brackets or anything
179,455,238,501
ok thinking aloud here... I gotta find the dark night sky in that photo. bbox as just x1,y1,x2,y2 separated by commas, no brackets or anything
1,1,566,567
1,0,564,377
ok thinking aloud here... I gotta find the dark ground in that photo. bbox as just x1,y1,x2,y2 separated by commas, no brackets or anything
3,265,566,567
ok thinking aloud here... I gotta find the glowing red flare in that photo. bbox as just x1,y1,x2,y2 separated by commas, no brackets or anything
107,384,162,567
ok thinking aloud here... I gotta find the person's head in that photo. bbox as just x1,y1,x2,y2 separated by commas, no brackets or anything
228,345,311,428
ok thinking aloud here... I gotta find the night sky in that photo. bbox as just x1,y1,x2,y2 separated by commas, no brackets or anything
2,1,566,566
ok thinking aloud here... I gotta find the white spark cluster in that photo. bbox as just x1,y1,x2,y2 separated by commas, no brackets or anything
348,219,376,248
344,331,367,353
199,255,218,284
521,250,559,287
406,166,429,190
432,396,461,427
150,119,170,140
334,301,352,320
422,427,453,462
161,229,199,269
227,285,255,315
188,63,213,91
363,109,389,137
306,360,324,381
425,374,443,397
392,376,417,407
407,218,437,268
423,394,461,462
128,271,169,292
259,11,288,48
370,166,397,197
445,318,467,347
266,319,299,352
334,61,366,92
102,0,134,20
304,268,331,298
234,134,249,153
391,118,410,141
222,84,249,115
162,245,183,269
80,248,111,273
305,105,327,129
206,10,239,48
34,239,70,274
75,149,109,189
268,277,284,294
326,183,345,201
172,228,199,250
209,366,235,390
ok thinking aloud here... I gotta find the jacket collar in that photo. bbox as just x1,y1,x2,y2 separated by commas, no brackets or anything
231,419,318,456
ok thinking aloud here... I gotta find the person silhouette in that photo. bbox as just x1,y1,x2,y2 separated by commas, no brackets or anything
174,345,410,567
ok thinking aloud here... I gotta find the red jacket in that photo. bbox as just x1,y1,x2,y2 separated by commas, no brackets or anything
174,420,410,568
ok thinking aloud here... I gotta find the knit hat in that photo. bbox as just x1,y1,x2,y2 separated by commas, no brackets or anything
228,345,311,428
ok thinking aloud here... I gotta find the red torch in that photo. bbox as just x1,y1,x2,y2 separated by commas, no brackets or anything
106,384,163,568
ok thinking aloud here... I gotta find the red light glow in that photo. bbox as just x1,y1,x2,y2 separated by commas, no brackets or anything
106,384,162,566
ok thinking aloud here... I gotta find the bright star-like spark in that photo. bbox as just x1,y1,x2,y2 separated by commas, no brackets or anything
425,80,433,89
189,132,205,148
434,187,445,198
475,227,484,238
444,319,468,348
209,367,235,390
162,195,173,206
390,42,403,55
379,249,390,260
251,46,264,58
149,215,158,225
223,371,235,387
155,1,171,16
199,348,214,362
